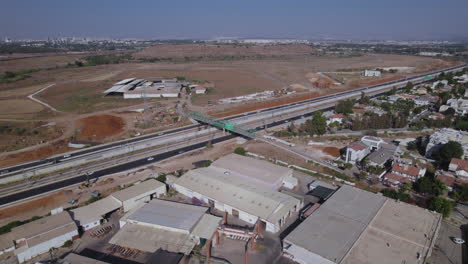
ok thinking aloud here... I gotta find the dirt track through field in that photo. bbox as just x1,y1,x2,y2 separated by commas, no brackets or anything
27,83,61,112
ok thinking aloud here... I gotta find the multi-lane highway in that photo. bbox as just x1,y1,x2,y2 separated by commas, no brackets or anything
0,63,466,206
2,63,465,177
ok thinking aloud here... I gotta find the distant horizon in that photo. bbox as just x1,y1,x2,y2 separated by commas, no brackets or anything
2,0,468,41
3,36,468,43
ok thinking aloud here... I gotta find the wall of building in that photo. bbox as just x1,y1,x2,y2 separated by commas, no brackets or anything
16,229,78,263
283,242,335,264
121,187,167,213
123,93,179,99
82,219,101,231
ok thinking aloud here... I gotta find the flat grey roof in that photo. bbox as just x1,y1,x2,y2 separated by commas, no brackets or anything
285,185,442,264
191,214,222,240
284,185,386,263
111,179,165,202
124,199,208,232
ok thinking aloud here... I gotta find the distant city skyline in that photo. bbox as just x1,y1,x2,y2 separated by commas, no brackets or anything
2,0,468,41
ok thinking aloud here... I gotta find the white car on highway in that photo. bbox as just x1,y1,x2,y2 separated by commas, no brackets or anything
147,157,154,161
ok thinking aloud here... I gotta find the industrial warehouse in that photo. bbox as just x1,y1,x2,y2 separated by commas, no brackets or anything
172,154,302,233
71,179,166,231
103,78,183,98
109,199,221,255
283,185,442,264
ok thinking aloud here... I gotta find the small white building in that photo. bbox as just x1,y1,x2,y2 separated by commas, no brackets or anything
195,86,207,94
11,212,78,263
71,196,121,231
361,136,385,150
111,179,166,212
363,70,381,77
326,114,344,125
345,142,370,163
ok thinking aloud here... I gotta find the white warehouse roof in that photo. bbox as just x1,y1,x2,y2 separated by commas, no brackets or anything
211,153,293,189
174,167,300,224
111,179,165,202
71,196,121,225
122,199,209,232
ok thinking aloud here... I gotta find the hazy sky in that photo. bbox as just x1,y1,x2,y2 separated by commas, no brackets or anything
2,0,468,40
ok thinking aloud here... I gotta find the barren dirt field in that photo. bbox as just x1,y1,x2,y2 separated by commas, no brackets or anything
77,114,125,141
134,43,318,59
0,45,460,166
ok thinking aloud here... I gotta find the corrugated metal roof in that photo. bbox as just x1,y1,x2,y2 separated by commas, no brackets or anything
109,223,197,254
174,167,300,224
71,196,121,225
211,153,293,189
111,179,165,202
124,199,208,232
191,214,221,240
114,78,136,85
11,211,76,241
284,185,386,263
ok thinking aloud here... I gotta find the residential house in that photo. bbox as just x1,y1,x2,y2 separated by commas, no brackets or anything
449,158,468,180
345,142,370,164
326,114,344,125
413,95,439,106
383,173,411,187
390,163,426,182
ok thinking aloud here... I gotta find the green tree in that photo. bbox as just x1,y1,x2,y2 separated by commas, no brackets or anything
305,111,327,136
156,174,167,183
404,81,414,93
453,183,468,202
414,173,447,196
360,92,370,104
433,141,463,169
4,71,16,78
407,141,417,151
234,147,246,156
335,99,355,114
427,197,453,218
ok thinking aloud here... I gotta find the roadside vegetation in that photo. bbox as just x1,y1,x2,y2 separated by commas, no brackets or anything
0,68,41,83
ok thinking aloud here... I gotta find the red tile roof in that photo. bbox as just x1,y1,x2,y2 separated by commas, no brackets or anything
436,174,457,187
349,142,367,151
436,173,468,187
450,158,468,172
392,163,420,178
384,173,411,183
329,114,345,119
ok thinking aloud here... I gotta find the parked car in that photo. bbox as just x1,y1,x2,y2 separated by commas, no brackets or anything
452,237,465,244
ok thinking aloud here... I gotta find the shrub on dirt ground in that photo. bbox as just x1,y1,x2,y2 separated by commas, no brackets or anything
62,240,73,248
234,147,246,156
156,174,167,183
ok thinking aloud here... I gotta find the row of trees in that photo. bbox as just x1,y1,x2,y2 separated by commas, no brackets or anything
351,112,407,130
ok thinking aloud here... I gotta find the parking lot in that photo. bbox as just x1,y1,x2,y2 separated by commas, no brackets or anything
428,221,465,264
